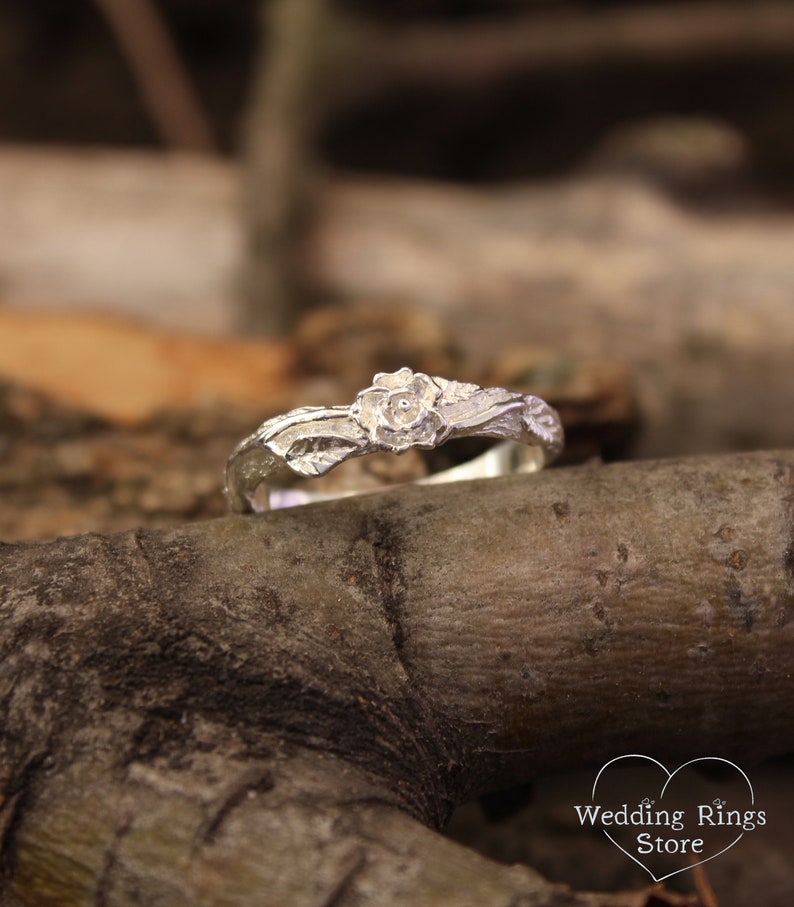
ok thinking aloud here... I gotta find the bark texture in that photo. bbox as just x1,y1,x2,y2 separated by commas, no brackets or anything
1,450,793,905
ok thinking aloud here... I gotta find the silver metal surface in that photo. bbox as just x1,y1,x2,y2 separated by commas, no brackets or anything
224,367,564,512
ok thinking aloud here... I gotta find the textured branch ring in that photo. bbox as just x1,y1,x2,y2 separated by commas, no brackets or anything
224,367,564,512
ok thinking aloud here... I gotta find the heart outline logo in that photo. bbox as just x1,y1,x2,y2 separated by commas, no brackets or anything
591,754,755,882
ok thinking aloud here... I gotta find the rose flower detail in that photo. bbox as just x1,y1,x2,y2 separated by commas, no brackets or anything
351,368,447,452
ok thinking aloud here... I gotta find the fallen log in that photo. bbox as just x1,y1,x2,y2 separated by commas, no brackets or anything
1,146,793,453
1,450,792,904
308,175,794,456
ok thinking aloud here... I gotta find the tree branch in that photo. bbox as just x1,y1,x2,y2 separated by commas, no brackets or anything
1,451,792,903
355,1,794,89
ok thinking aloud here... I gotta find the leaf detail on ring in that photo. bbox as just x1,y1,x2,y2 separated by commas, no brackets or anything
284,436,364,477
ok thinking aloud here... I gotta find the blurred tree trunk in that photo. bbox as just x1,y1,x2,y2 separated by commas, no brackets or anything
239,0,332,335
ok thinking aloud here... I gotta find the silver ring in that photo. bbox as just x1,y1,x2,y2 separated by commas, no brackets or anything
224,367,564,512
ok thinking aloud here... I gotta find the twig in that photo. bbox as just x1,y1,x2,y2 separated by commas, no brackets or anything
689,856,719,907
93,0,216,152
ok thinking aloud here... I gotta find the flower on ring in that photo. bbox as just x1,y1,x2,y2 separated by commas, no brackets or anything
351,368,446,452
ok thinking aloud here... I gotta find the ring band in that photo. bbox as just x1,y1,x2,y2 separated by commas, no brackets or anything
224,367,564,513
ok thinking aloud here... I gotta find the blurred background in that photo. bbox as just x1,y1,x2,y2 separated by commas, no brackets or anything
1,1,793,903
